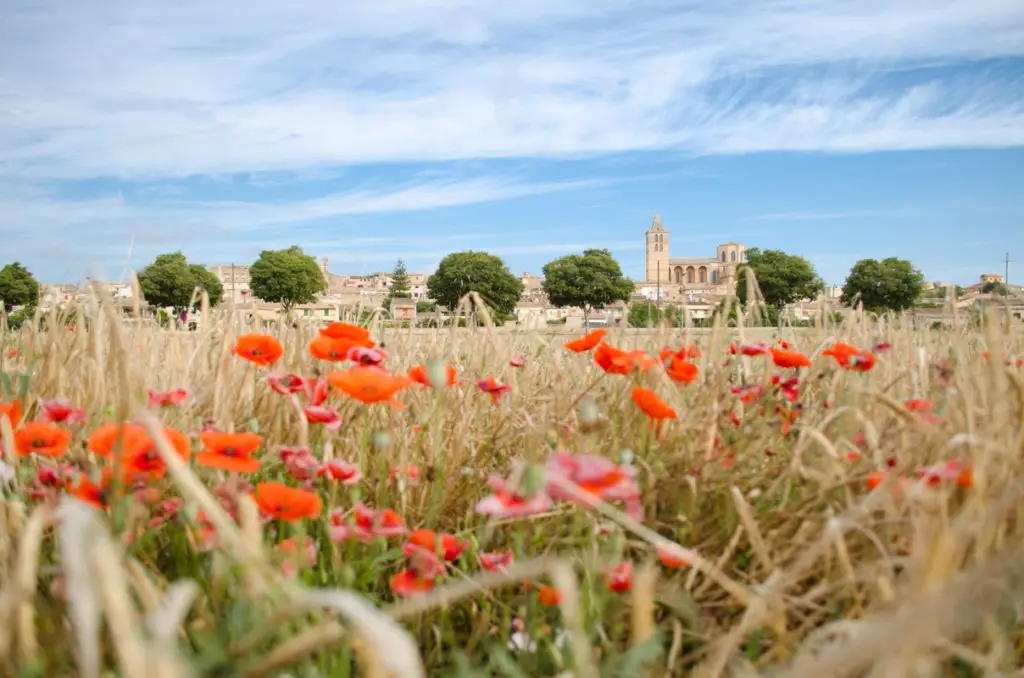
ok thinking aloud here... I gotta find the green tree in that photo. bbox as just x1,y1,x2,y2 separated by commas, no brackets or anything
137,252,222,311
0,262,40,313
627,301,680,328
427,251,524,320
249,246,327,312
542,249,635,327
841,257,924,312
383,259,413,309
982,281,1007,296
190,265,223,306
735,248,824,310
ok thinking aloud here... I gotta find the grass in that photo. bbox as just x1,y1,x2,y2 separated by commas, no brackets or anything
1,288,1023,678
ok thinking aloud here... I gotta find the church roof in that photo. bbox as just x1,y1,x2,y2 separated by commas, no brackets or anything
646,212,666,233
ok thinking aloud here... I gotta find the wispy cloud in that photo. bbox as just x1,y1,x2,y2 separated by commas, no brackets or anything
1,0,1022,181
749,209,919,222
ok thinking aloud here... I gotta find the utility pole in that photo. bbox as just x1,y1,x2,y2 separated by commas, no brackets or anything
656,260,661,309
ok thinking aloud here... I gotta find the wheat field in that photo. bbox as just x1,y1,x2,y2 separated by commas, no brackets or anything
1,289,1023,678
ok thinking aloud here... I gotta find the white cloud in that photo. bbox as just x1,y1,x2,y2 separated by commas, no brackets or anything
1,0,1022,181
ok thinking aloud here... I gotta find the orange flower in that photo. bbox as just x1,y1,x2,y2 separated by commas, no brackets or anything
0,399,22,428
631,387,678,421
407,529,467,561
770,348,811,369
87,422,141,457
537,585,562,606
865,470,887,491
252,482,323,521
823,342,876,371
657,544,692,569
665,355,699,384
320,322,374,346
408,364,458,387
594,343,657,375
123,427,192,479
309,335,358,362
14,422,71,457
328,367,413,406
232,334,283,367
66,468,113,509
196,431,263,473
564,329,606,353
822,342,858,366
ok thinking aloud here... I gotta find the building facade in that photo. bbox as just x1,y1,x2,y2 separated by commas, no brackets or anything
644,213,746,296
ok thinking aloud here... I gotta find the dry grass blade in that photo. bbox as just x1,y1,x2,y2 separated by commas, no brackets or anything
774,542,1024,678
14,504,51,662
56,499,104,678
552,560,600,678
289,587,426,678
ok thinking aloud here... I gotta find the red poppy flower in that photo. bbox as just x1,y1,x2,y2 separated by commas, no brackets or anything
233,334,283,367
14,421,72,457
564,329,606,353
407,529,467,562
252,482,323,522
147,389,189,408
40,398,87,424
196,431,263,473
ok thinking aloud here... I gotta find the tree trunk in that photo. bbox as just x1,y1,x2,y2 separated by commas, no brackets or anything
583,307,590,331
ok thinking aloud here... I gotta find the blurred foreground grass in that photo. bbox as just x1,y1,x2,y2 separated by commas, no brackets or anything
1,292,1023,678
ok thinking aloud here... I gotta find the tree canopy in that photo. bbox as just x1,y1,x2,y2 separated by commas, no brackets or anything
627,301,680,328
542,249,635,325
136,252,222,311
0,262,40,313
427,251,523,319
383,259,412,309
249,246,327,312
841,257,924,312
736,248,824,309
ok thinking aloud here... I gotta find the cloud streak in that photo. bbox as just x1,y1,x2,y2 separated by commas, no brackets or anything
1,0,1022,181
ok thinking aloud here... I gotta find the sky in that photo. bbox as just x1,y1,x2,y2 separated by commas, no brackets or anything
1,0,1023,287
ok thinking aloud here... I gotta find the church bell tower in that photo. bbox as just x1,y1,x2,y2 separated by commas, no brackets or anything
645,213,669,283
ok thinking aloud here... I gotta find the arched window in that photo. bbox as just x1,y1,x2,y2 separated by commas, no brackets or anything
730,251,737,262
712,270,719,284
674,267,681,284
686,267,695,284
699,267,707,283
721,251,727,262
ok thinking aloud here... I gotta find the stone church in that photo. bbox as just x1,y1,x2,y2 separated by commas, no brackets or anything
644,213,746,297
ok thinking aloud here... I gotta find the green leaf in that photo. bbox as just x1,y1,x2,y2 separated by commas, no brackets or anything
0,372,12,398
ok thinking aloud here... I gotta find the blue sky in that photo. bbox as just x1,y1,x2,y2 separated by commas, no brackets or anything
1,1,1023,286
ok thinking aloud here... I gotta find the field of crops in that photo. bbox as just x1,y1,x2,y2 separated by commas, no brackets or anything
1,298,1022,678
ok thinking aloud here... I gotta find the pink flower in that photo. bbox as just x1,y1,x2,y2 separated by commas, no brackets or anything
478,550,514,573
304,405,342,430
280,536,318,578
148,499,184,528
475,475,552,518
546,452,643,521
266,372,306,396
280,447,321,482
148,389,188,408
401,543,445,579
40,398,87,424
477,377,512,404
509,356,526,368
347,346,388,366
604,561,633,592
730,384,764,403
317,460,362,485
329,503,407,543
303,376,330,406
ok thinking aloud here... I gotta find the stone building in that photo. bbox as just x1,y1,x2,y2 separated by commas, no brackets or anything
643,213,746,296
